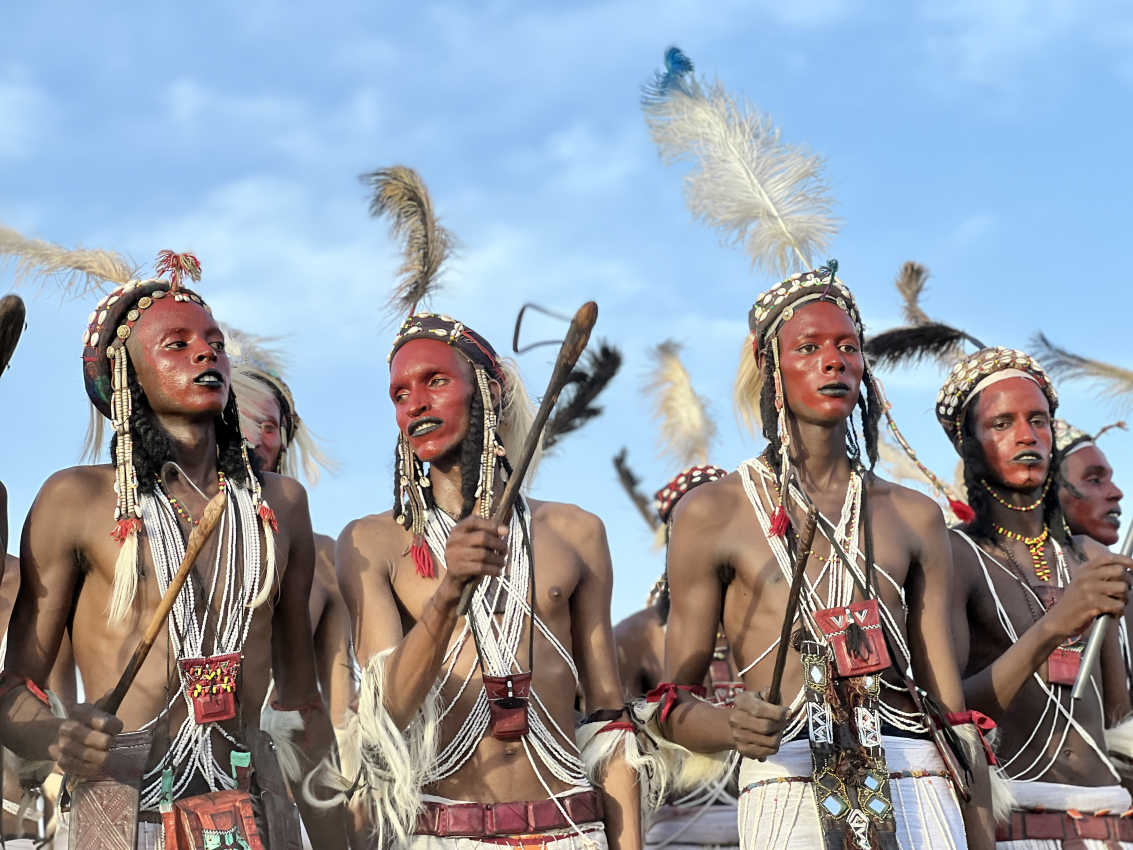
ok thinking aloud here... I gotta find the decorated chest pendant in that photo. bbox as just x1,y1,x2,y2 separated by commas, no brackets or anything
813,599,892,678
180,653,242,724
1031,586,1083,686
483,672,531,740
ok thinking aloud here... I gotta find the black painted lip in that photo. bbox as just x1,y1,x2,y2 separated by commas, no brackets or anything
409,416,443,437
1012,450,1044,465
818,382,850,397
194,368,225,385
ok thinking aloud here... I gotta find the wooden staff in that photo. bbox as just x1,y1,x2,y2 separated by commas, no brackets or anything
766,507,819,706
101,489,228,715
456,301,599,617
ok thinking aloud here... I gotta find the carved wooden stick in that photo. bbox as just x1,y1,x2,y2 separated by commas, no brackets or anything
456,301,599,616
102,489,228,715
766,507,819,706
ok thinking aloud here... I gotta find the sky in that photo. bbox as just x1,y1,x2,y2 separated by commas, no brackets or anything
2,0,1133,622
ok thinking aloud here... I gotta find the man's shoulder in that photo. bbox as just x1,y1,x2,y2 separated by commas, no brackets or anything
36,464,115,506
671,471,747,527
338,510,405,554
613,605,663,641
259,471,307,510
528,498,604,538
867,473,946,527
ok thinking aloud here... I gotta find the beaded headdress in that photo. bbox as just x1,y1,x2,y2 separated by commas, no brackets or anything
223,325,336,484
368,167,534,579
1053,419,1126,458
654,464,728,524
935,347,1058,446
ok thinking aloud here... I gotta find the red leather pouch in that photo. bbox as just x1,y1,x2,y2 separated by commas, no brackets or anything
483,672,531,740
813,599,892,678
172,789,264,850
179,653,241,724
1031,586,1084,687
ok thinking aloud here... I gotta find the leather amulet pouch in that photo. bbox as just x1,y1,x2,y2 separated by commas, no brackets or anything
813,599,892,678
180,653,241,724
68,729,153,850
483,672,531,740
171,789,265,850
1031,586,1084,687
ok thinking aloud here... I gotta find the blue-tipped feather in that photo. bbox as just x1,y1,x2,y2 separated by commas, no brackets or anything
643,46,695,104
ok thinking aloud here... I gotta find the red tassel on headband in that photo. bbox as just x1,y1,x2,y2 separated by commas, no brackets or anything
948,499,976,524
155,250,202,291
411,534,435,579
257,503,279,534
769,506,790,538
110,517,142,544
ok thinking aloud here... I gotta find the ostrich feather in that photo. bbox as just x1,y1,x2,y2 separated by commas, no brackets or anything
0,223,136,295
642,48,840,277
645,340,715,467
895,261,931,325
865,323,985,372
0,294,25,375
363,166,454,322
1032,333,1133,414
543,342,622,452
613,448,660,531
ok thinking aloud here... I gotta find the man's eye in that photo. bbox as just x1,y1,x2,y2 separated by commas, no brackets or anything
430,377,447,386
840,344,858,354
797,344,818,354
212,341,226,352
167,340,187,349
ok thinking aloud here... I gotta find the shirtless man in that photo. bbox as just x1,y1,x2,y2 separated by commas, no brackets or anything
942,348,1133,846
653,268,992,849
0,249,348,848
1053,420,1124,548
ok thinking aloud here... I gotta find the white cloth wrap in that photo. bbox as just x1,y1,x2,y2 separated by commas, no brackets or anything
736,737,966,850
998,781,1133,849
646,804,740,850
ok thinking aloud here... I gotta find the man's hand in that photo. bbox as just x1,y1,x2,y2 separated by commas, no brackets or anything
440,516,509,592
48,696,122,778
1043,553,1132,642
729,689,789,760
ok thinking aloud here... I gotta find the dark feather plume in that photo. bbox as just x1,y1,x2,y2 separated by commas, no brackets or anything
865,323,986,371
613,448,660,531
1032,333,1133,414
895,261,931,325
543,342,622,451
363,166,454,323
0,294,26,375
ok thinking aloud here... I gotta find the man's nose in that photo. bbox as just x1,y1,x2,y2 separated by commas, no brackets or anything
191,342,217,364
822,347,846,373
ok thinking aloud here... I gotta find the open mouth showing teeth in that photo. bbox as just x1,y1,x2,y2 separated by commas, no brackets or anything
1013,451,1043,465
194,370,224,386
818,383,850,397
409,417,443,437
1105,510,1122,524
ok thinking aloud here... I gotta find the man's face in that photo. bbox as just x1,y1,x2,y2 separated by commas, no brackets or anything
126,297,230,420
764,301,864,427
389,338,474,464
971,378,1052,492
1059,444,1123,545
245,394,283,473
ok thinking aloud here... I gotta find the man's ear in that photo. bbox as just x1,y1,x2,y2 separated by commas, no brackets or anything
488,378,503,415
753,337,765,374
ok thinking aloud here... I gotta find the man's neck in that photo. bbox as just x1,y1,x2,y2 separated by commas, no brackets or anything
787,417,854,499
982,479,1047,538
427,454,504,519
153,412,221,493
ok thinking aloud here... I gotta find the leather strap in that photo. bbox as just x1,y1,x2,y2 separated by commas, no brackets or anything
415,790,604,837
996,810,1133,842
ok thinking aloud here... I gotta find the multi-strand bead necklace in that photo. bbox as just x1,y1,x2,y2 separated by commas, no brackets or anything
984,479,1052,581
162,471,226,527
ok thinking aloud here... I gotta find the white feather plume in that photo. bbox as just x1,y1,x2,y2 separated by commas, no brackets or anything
645,340,715,468
643,48,840,277
0,222,136,295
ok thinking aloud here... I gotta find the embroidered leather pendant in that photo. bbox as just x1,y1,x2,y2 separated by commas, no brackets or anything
1030,586,1084,687
180,653,241,725
483,671,531,740
172,789,264,850
813,599,892,678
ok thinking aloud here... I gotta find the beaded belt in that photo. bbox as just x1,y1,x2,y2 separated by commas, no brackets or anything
996,810,1133,842
416,790,604,838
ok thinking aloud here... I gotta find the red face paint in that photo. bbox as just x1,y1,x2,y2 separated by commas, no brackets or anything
1059,444,1123,546
244,395,283,473
774,301,864,426
389,338,474,464
972,378,1053,492
125,297,230,419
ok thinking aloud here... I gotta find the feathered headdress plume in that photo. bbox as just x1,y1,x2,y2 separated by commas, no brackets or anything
645,340,715,467
863,261,985,372
543,342,622,452
1032,333,1133,415
154,249,201,291
613,448,661,532
363,166,454,321
642,47,840,276
0,294,26,375
0,222,136,295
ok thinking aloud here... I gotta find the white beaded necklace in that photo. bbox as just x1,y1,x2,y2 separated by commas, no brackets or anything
135,484,264,809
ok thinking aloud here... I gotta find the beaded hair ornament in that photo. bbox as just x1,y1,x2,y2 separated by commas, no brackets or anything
748,261,863,536
654,464,728,524
80,251,279,624
1054,418,1126,458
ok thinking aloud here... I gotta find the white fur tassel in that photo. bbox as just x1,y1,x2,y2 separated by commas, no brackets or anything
629,698,732,803
106,526,140,625
303,648,441,848
1105,714,1133,760
250,514,276,609
261,703,307,784
578,720,664,817
952,721,1016,824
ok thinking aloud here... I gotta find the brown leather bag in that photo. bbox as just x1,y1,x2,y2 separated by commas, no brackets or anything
68,729,154,850
169,789,264,850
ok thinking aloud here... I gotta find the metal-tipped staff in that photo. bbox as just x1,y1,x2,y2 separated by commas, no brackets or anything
766,507,819,706
456,302,599,616
1071,519,1133,700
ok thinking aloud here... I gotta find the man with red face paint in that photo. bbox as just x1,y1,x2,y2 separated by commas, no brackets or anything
313,308,645,850
940,348,1133,847
0,247,348,849
1052,420,1125,548
647,267,991,850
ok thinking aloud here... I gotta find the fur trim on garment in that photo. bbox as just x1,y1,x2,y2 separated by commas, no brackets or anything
261,702,306,784
629,698,732,803
951,721,1016,824
303,648,441,848
577,718,664,816
1106,713,1133,785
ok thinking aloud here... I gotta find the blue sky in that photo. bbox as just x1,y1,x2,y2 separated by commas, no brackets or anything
2,1,1132,621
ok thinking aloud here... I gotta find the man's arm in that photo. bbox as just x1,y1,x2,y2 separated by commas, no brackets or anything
566,507,640,850
312,540,359,727
337,513,506,729
661,485,786,759
268,478,348,850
